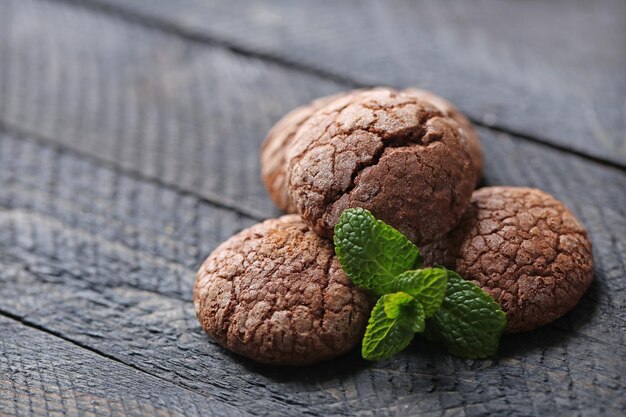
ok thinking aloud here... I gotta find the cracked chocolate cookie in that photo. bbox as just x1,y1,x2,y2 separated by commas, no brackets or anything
403,89,483,184
261,92,349,213
286,88,475,245
194,215,372,365
422,187,594,333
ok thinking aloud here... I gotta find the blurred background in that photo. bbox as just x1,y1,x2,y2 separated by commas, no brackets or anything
1,1,625,416
2,0,625,219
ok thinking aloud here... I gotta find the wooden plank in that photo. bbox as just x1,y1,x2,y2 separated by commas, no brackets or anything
0,0,345,219
0,131,624,416
1,214,624,417
0,315,248,417
68,0,626,166
0,133,258,277
1,0,625,231
1,1,624,415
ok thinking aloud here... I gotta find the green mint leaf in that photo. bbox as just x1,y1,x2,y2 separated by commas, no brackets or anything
334,208,422,293
383,268,448,317
399,299,426,334
382,292,425,332
382,292,414,318
425,270,507,359
362,294,424,361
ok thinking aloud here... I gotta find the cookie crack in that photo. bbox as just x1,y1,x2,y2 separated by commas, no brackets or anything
324,109,442,218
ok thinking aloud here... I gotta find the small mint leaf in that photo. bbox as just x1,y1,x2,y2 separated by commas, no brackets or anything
399,299,426,333
334,208,422,293
425,270,507,359
381,292,425,332
362,294,424,361
383,268,448,317
382,292,415,319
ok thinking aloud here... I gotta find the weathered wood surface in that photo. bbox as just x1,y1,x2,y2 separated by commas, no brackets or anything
0,0,343,218
0,316,247,417
0,128,624,416
68,0,626,166
0,0,625,416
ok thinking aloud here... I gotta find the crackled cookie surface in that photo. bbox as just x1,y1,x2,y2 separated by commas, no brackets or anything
261,92,349,213
194,215,372,365
422,187,594,332
286,88,475,245
404,88,483,184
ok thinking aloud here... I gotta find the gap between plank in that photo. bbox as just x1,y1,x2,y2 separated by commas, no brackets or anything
37,0,626,172
0,119,268,222
0,223,194,303
0,308,213,400
480,124,626,172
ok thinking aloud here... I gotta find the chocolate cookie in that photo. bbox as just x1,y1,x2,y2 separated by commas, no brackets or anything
261,92,349,213
194,215,372,365
286,87,475,245
403,89,483,184
422,186,594,332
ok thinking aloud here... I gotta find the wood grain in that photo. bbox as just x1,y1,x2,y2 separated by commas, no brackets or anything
63,0,626,166
1,0,624,227
1,1,625,415
0,131,624,416
0,315,247,417
0,0,344,218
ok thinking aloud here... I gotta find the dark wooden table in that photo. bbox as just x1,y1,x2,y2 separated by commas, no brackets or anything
1,1,624,416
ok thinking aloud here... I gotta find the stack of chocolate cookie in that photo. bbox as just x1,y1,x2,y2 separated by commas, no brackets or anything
194,88,594,365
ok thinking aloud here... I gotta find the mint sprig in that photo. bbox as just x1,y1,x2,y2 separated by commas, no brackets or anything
334,208,507,361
